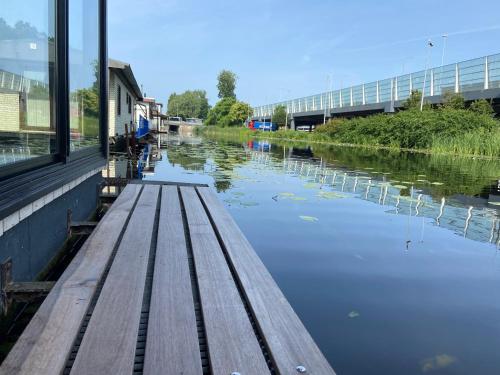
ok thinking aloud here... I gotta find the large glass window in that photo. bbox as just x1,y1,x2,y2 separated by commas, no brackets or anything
0,1,56,166
69,0,100,151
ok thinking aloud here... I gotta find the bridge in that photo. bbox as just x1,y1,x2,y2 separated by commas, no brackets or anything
253,53,500,129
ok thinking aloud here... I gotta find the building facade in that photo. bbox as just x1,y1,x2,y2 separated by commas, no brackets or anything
0,0,108,281
108,59,142,136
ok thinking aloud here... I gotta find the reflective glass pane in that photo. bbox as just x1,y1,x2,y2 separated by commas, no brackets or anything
352,85,363,106
364,83,377,104
488,54,500,89
0,1,56,166
341,88,351,107
69,0,100,151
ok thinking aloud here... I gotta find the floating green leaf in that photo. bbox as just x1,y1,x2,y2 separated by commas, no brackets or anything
299,215,319,222
303,182,319,189
488,201,500,206
393,185,409,189
431,182,444,186
317,191,347,199
348,311,360,319
279,192,295,197
420,354,457,373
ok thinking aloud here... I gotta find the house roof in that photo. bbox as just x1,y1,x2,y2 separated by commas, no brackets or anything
109,58,143,100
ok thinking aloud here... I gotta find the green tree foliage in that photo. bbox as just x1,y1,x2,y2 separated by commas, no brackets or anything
469,99,494,116
217,70,237,99
205,97,236,126
402,90,422,110
228,101,253,126
167,90,210,119
272,105,287,128
442,92,465,110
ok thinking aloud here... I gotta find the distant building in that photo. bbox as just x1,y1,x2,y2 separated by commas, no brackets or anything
108,59,143,136
136,97,165,131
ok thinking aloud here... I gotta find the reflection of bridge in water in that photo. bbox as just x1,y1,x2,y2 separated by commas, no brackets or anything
249,149,500,247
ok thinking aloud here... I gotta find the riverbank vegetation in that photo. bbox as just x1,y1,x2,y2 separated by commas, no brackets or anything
202,92,500,158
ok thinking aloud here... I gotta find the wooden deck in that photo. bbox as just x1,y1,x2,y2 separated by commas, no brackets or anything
0,182,335,375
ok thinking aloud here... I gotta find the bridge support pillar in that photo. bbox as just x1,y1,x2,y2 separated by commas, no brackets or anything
290,117,296,131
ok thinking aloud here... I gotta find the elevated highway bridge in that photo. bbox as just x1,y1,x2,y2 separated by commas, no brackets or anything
253,53,500,129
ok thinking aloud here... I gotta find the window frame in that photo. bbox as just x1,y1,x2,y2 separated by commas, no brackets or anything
117,84,121,116
0,0,108,218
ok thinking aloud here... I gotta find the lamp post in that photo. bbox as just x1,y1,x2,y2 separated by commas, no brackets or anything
438,34,448,94
324,74,332,125
420,39,434,111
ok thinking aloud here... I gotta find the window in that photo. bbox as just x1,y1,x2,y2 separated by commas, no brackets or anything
0,0,56,167
127,93,131,114
117,85,121,116
69,0,100,151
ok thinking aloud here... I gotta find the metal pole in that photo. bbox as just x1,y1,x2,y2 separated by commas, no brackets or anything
421,40,434,111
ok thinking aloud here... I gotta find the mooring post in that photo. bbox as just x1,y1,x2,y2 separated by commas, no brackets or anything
1,258,13,315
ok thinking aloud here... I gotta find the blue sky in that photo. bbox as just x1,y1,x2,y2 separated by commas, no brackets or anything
109,0,500,106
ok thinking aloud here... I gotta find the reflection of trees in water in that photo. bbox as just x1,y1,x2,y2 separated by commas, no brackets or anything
206,131,498,199
165,139,251,192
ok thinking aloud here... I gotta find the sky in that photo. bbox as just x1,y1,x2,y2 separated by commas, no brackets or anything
107,0,500,107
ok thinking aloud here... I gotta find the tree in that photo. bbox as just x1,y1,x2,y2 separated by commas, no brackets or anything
402,90,422,110
205,97,236,126
272,105,287,128
442,92,465,110
228,101,253,126
167,90,210,119
217,70,237,99
469,99,494,116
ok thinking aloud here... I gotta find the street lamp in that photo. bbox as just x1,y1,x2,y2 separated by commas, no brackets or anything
324,74,332,125
420,39,434,111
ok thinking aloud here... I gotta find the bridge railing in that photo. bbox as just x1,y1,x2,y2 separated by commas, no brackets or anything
254,52,500,118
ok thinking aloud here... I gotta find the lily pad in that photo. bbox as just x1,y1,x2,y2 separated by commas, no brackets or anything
348,311,360,319
303,182,319,189
431,182,444,186
488,201,500,206
317,191,347,199
420,354,457,373
299,215,319,222
393,185,409,189
279,192,295,197
291,197,307,201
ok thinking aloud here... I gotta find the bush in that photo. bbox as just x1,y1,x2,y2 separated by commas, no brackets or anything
469,99,494,116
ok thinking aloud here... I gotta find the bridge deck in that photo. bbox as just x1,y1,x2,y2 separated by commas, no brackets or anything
0,182,335,375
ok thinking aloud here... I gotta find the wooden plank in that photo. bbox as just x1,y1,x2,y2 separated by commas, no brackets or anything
143,186,203,375
180,187,270,375
70,184,159,375
0,184,142,375
197,187,336,375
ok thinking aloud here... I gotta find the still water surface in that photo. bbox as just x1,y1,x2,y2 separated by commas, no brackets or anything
140,134,500,375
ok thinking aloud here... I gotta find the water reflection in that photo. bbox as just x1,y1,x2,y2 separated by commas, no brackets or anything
143,134,500,374
157,135,499,246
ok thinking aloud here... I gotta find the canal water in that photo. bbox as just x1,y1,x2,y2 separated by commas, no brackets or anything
134,134,500,374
